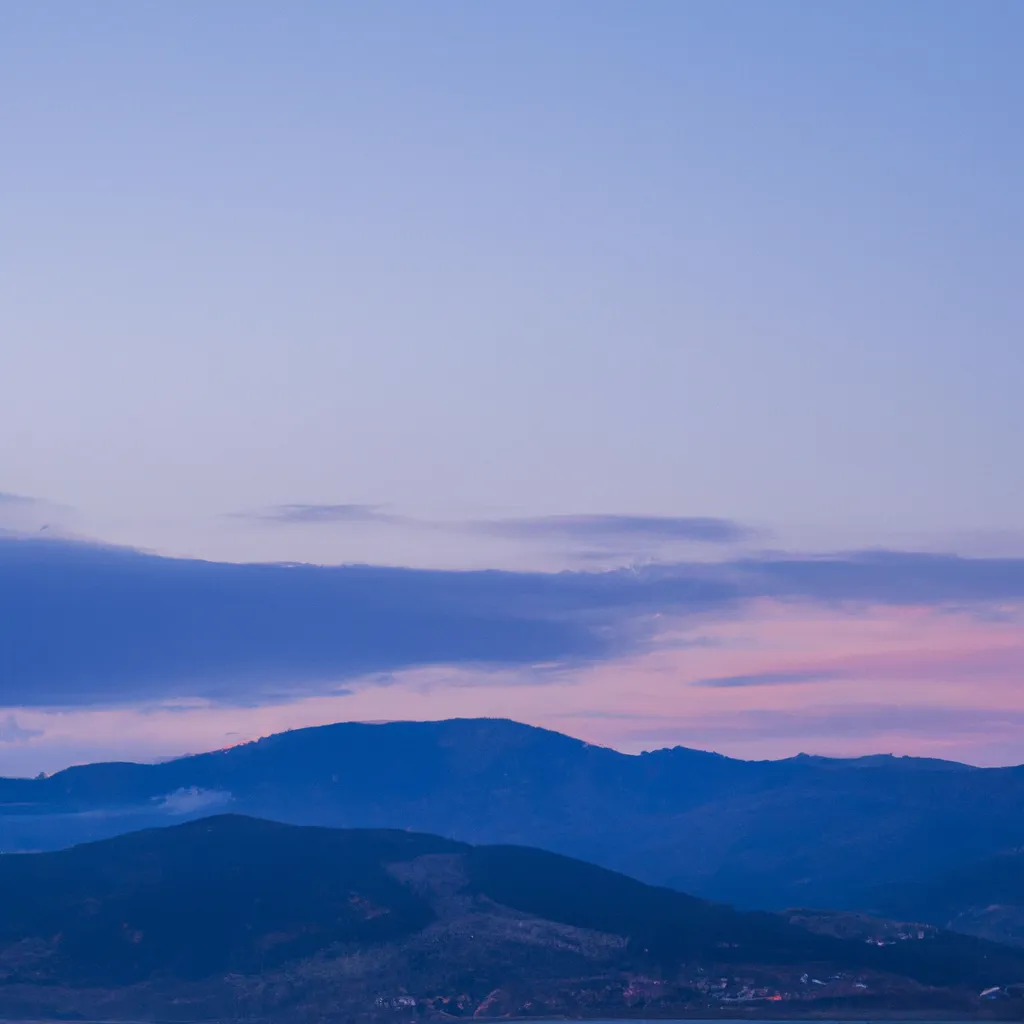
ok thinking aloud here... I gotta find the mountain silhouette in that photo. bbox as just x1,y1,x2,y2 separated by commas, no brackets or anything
4,718,1024,912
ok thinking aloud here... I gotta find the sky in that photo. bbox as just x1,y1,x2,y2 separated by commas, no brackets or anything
2,2,1023,774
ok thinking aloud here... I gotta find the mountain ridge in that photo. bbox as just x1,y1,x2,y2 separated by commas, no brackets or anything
4,718,1024,914
21,717,998,782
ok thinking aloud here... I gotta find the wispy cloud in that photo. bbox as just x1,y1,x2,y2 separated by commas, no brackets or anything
0,492,39,506
472,514,752,545
231,507,752,557
236,503,397,525
157,787,232,815
693,669,839,688
626,705,1024,745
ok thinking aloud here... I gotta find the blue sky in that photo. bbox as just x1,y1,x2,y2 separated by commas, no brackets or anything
3,1,1022,561
2,3,1023,772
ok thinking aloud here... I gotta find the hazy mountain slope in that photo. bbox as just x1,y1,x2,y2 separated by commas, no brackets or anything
875,847,1024,948
4,718,1024,911
0,815,1021,1021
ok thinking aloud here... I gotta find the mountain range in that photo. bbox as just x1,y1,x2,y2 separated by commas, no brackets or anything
0,814,1021,1021
5,718,1024,923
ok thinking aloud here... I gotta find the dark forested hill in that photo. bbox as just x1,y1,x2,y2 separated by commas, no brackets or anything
0,816,461,982
4,717,1024,912
0,814,1021,1021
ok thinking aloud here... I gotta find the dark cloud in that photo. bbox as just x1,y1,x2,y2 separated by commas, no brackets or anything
3,538,1024,708
474,514,751,545
0,538,659,707
238,504,396,525
693,670,840,688
741,549,1024,604
624,549,1024,607
0,493,38,506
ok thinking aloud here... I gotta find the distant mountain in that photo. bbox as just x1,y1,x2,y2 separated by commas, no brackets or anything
0,814,1021,1021
4,718,1024,911
875,847,1024,949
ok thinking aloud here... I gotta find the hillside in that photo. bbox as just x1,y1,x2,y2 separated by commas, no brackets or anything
0,815,1021,1021
4,718,1024,911
876,848,1024,949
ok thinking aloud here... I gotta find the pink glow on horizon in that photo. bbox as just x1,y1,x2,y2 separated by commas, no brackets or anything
0,599,1022,776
